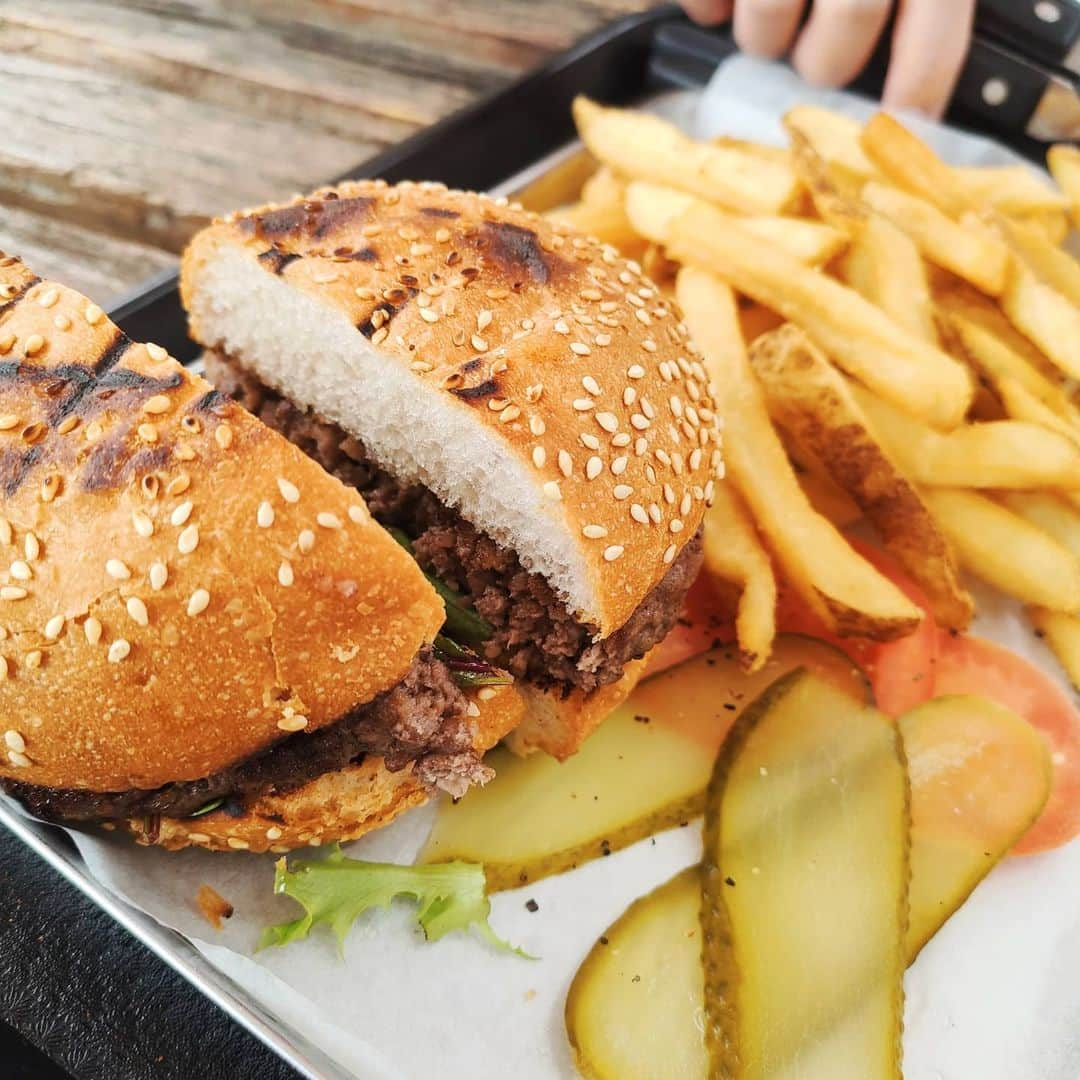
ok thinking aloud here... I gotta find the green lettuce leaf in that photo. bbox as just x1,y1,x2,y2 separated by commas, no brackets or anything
258,846,529,956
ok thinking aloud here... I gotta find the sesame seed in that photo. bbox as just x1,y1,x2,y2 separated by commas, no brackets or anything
611,433,630,449
472,335,489,352
4,730,23,752
487,399,508,413
531,446,546,469
24,334,45,356
126,597,149,627
9,561,31,582
24,649,41,670
177,525,199,555
663,544,677,564
278,561,294,587
600,301,617,313
582,524,608,539
466,701,481,718
558,450,573,477
0,658,7,681
419,307,439,324
257,501,275,528
108,639,131,663
573,398,595,412
278,478,300,503
581,376,601,397
529,416,546,437
604,545,625,562
595,412,618,433
106,559,131,580
626,292,645,308
57,415,79,435
499,404,520,424
542,481,561,501
298,529,315,552
39,474,61,503
586,456,603,480
630,414,650,430
627,365,645,380
226,838,250,850
149,562,167,591
37,288,59,309
581,434,601,451
215,423,234,450
623,387,637,407
553,320,570,335
705,479,716,501
435,227,452,244
277,713,308,732
143,394,170,415
635,437,649,456
84,618,102,645
641,398,656,420
0,336,12,356
613,485,633,500
317,512,342,529
265,826,283,841
664,484,676,504
570,342,591,356
525,383,544,403
85,304,104,325
649,503,662,524
681,492,693,516
630,503,649,524
8,750,30,768
477,686,497,702
348,505,366,524
187,589,210,617
611,456,628,476
641,339,658,353
146,343,168,363
170,500,193,527
595,333,612,348
0,415,17,431
370,327,389,347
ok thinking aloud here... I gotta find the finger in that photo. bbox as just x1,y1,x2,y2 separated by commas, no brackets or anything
733,0,808,59
791,0,892,87
883,0,976,119
682,0,734,24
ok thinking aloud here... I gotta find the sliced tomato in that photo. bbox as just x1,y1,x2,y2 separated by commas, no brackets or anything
645,573,734,678
932,632,1080,855
775,541,939,717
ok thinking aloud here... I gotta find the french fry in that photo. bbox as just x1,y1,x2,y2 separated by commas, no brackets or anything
996,492,1080,559
861,182,1010,296
623,181,846,265
751,325,973,628
712,135,793,167
676,267,922,641
702,483,777,671
785,126,866,232
996,378,1080,447
921,489,1080,612
572,96,800,215
936,289,1080,429
993,214,1080,308
737,301,784,348
952,165,1068,216
783,105,878,180
1027,608,1080,691
860,112,972,218
666,201,972,428
841,213,937,342
1047,144,1080,229
786,443,863,528
546,166,648,255
1012,209,1070,246
998,256,1080,381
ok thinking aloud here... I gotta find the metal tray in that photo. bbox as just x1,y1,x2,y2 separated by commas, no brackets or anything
0,7,1046,1078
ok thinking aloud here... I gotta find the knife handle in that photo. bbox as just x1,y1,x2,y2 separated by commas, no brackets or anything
951,37,1055,134
976,0,1080,68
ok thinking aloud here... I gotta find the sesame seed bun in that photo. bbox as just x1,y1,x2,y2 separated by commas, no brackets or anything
0,254,456,798
180,180,722,638
122,681,523,854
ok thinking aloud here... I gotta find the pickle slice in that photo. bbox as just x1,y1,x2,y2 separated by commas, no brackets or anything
420,637,867,891
901,694,1051,959
565,868,708,1080
700,670,908,1078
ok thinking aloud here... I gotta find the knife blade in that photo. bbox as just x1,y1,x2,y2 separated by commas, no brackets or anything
977,0,1080,76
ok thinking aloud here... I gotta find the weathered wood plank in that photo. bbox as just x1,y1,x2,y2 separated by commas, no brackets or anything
0,0,523,142
0,204,176,304
0,52,370,250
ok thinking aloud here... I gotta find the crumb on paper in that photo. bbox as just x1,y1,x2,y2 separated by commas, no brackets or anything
196,883,234,930
523,989,537,1002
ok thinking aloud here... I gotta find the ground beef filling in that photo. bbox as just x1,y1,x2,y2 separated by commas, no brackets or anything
3,648,482,825
204,350,706,695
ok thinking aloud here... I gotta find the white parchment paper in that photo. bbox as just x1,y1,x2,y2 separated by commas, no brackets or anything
50,56,1080,1079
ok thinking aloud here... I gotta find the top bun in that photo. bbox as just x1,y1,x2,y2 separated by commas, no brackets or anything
182,179,723,636
0,254,444,793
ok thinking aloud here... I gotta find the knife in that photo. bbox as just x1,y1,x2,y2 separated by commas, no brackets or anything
976,0,1080,75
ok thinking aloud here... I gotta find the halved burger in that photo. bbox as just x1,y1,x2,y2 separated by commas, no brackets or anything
0,254,520,853
181,180,722,758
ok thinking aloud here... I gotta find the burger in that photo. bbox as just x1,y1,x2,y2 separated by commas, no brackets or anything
181,179,721,758
0,253,521,853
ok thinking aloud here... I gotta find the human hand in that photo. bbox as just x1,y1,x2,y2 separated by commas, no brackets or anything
680,0,976,120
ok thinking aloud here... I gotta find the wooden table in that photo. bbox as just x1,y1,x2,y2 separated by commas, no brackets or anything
0,0,651,304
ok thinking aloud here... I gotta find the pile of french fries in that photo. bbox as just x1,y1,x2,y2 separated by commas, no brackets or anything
557,98,1080,688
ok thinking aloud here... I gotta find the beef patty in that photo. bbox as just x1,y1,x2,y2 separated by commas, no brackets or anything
3,648,484,824
204,350,705,695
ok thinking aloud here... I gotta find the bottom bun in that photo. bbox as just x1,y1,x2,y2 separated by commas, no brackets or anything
123,681,524,853
503,655,651,761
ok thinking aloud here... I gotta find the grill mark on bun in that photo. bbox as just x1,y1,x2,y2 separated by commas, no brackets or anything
347,247,378,262
420,207,459,219
92,332,130,374
357,286,417,338
0,274,41,319
478,221,552,284
244,196,376,243
449,377,499,402
193,388,228,414
257,248,302,275
82,432,173,493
